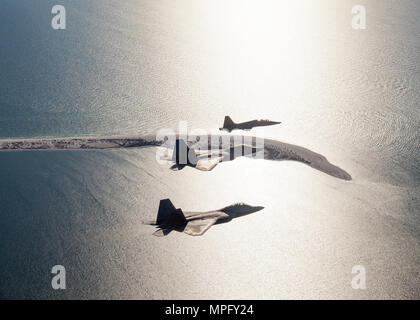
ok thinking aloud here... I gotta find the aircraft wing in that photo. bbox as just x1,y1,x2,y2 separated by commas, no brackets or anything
195,156,223,171
183,212,228,236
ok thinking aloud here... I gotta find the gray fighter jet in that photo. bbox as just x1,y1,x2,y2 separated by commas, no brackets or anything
220,116,281,132
170,139,262,171
144,199,264,236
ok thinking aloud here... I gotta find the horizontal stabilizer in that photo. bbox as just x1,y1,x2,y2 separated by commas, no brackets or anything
153,229,172,237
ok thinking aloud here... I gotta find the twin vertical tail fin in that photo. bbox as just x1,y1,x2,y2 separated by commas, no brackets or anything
156,199,187,231
156,199,176,225
172,139,198,166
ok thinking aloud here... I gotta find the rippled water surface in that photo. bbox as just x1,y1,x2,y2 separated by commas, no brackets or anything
0,0,419,299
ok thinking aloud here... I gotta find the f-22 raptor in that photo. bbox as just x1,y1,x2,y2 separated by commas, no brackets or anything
144,199,264,236
220,116,281,132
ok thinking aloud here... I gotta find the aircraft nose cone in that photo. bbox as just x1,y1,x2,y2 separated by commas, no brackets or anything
253,206,265,212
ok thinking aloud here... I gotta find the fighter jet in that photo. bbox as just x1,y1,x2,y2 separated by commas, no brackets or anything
170,138,263,171
143,199,264,236
219,116,281,132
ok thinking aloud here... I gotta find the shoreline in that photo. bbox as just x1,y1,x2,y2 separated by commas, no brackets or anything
0,134,352,181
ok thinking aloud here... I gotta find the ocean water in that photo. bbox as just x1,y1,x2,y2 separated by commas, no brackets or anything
0,0,419,299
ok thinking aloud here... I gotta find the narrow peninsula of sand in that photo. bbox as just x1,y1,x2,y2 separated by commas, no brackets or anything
0,135,351,181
